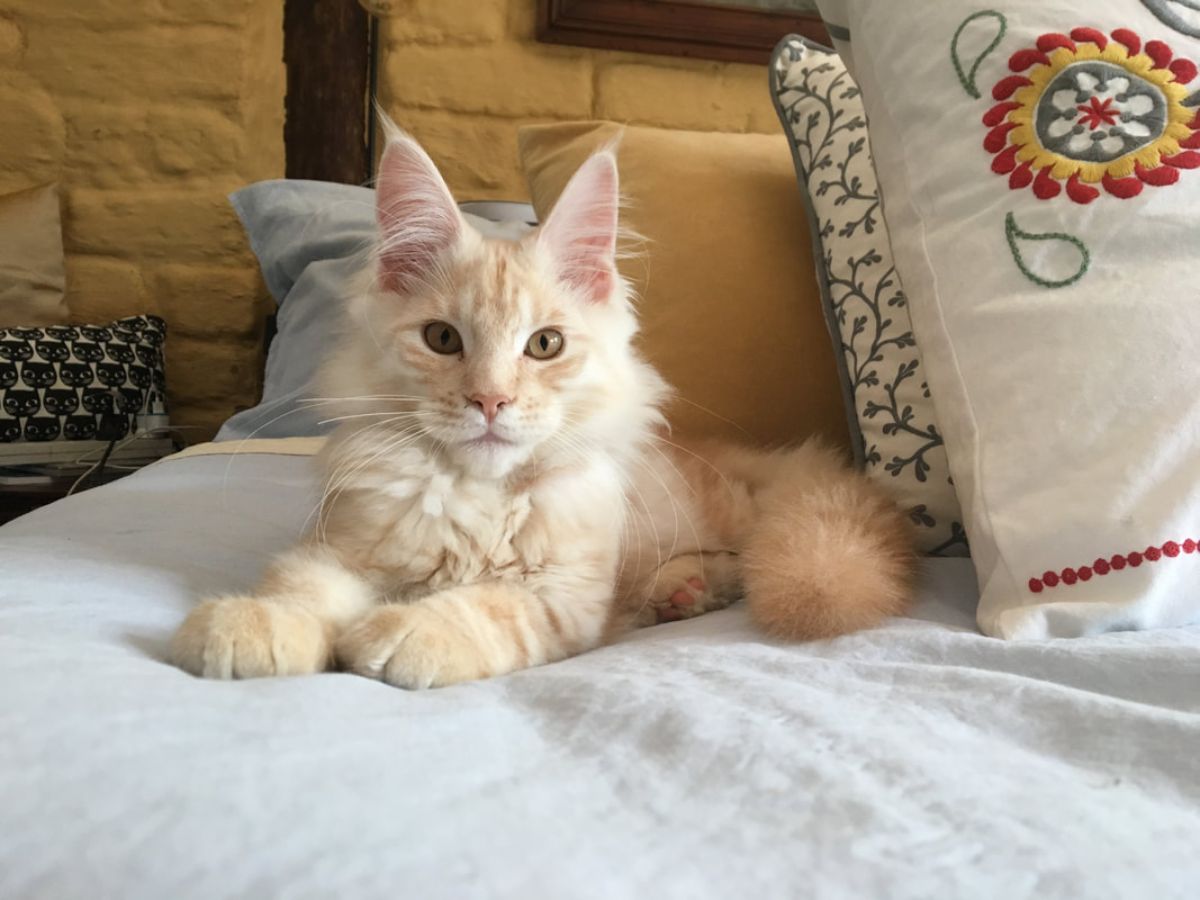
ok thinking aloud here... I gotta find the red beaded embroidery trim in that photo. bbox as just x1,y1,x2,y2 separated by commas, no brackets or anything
1027,538,1198,593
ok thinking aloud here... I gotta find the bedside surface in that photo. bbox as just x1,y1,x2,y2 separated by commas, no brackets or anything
0,471,131,525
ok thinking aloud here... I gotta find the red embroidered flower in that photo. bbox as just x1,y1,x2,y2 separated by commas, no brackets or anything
984,27,1200,203
1076,96,1119,129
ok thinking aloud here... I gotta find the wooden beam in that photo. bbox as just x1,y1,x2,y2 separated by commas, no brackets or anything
284,0,370,184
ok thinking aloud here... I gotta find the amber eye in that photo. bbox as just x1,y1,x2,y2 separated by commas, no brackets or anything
525,328,564,360
423,321,463,355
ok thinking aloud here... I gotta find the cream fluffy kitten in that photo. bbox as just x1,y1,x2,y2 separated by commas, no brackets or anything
171,126,914,689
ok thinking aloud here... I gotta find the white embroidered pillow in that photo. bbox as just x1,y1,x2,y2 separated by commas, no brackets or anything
817,0,1200,638
770,36,967,557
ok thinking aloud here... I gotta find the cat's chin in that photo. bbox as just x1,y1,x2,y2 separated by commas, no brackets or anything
448,437,530,480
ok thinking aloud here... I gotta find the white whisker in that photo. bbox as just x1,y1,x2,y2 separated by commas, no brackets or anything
671,396,752,438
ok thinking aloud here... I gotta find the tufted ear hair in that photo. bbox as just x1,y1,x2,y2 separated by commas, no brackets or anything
537,149,620,303
374,121,464,293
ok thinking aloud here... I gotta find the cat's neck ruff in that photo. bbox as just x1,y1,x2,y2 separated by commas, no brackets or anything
313,419,630,592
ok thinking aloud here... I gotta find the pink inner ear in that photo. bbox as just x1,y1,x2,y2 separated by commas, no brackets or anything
375,136,461,292
539,151,619,303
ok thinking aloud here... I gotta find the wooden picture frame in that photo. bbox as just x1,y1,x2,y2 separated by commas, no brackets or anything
536,0,829,65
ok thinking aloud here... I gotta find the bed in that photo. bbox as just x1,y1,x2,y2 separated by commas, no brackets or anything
2,438,1198,898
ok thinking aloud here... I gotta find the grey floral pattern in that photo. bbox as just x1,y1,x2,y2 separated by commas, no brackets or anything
770,36,968,556
1035,62,1168,163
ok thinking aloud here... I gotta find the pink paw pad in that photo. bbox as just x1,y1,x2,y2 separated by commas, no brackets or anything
686,577,704,591
669,589,695,607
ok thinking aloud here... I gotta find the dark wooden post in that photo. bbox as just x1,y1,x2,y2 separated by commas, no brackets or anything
283,0,371,184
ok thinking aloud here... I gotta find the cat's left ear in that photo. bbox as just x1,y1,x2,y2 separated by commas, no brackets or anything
537,149,619,303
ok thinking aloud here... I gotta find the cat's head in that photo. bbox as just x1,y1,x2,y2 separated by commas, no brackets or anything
323,123,666,478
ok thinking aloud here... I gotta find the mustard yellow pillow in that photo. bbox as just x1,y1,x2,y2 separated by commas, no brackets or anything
0,183,68,326
517,122,847,449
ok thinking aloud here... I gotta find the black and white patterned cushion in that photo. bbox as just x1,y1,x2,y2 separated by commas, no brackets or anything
770,36,966,556
0,315,167,443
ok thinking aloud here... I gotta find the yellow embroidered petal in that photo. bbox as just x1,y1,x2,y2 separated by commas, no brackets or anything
1166,120,1193,139
1103,157,1138,179
1164,81,1189,103
1051,158,1081,180
1123,53,1156,76
1101,43,1130,65
1015,143,1042,165
1013,78,1039,97
1010,124,1034,145
1151,137,1182,158
1009,107,1034,127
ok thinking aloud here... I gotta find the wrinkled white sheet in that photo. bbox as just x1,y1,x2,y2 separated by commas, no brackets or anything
1,450,1198,899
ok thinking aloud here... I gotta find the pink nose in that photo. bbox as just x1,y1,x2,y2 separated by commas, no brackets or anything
469,393,512,425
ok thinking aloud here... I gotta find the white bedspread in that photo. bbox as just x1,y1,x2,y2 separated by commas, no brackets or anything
1,448,1198,899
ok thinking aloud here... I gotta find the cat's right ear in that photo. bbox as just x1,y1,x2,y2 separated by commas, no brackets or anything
375,126,463,293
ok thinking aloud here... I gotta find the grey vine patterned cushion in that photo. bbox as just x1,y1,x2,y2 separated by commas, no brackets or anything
770,36,967,556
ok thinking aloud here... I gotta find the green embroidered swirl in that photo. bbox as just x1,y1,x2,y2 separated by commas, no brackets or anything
951,10,1008,99
1004,212,1091,289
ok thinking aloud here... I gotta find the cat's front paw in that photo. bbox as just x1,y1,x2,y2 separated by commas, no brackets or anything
171,596,329,679
335,604,481,690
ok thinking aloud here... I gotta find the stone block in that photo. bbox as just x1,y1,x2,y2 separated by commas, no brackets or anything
166,335,260,404
383,42,593,119
63,102,246,186
597,61,778,133
0,14,23,59
381,0,505,44
170,401,252,443
65,256,150,323
21,21,245,104
64,185,250,261
377,106,535,200
151,263,265,337
0,78,66,192
18,0,252,27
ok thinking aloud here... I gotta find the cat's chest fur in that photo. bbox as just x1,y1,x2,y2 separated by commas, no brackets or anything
320,444,623,597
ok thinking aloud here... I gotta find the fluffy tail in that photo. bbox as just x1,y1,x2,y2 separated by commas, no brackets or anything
739,444,915,640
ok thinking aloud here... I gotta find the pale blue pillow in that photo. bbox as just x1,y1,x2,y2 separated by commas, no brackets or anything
216,181,533,441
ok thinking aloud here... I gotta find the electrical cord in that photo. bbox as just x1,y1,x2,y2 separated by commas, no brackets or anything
68,436,118,497
65,423,205,496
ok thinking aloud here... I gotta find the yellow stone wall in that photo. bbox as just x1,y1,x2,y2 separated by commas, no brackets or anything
378,0,781,199
0,0,284,439
1,0,777,439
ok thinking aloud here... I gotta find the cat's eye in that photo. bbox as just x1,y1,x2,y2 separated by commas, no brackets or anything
423,321,463,355
525,328,564,360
